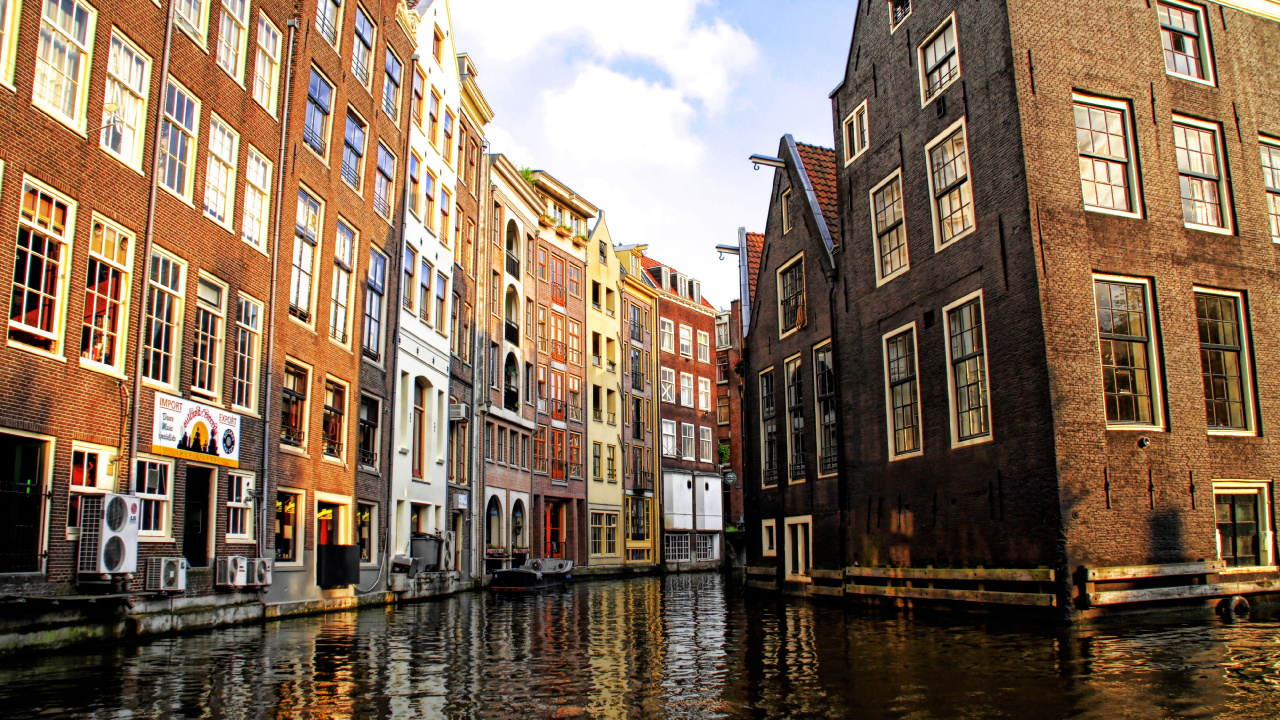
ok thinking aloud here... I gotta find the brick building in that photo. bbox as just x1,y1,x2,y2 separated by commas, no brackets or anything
715,299,745,532
743,0,1280,614
616,243,660,567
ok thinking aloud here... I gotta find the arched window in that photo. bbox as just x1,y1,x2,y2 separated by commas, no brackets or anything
504,220,520,276
485,496,502,548
503,353,520,410
511,499,525,550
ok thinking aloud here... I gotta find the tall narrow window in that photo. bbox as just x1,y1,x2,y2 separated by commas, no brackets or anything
33,0,96,125
227,474,253,540
1259,140,1280,242
890,0,911,28
203,116,238,226
778,256,806,334
680,372,694,407
81,218,131,370
660,318,674,352
428,91,440,146
363,249,386,360
760,369,777,486
661,420,677,457
281,362,308,446
920,17,959,102
0,0,19,85
1074,98,1138,215
374,144,395,219
814,344,837,475
304,69,332,156
419,259,432,325
781,188,792,233
232,295,261,410
315,0,340,46
403,247,416,310
435,273,447,333
134,458,171,537
1173,118,1228,230
411,384,425,478
1196,290,1251,432
142,251,185,384
1158,2,1212,83
884,327,920,457
191,277,226,401
928,122,974,246
330,221,355,344
101,32,149,169
697,331,710,363
341,113,366,190
681,423,695,460
660,367,675,403
382,48,402,120
291,189,321,321
358,395,379,466
275,490,301,562
351,5,374,87
242,147,272,249
159,80,199,199
871,172,907,282
411,68,424,126
698,377,711,411
408,153,421,216
699,427,713,463
175,0,208,42
252,15,281,114
843,99,868,164
323,380,345,458
443,110,455,164
946,295,990,443
785,357,805,479
1095,278,1156,426
216,0,248,81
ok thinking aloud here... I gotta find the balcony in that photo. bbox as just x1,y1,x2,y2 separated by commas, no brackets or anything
567,403,584,423
302,125,325,156
506,252,520,278
315,12,338,46
567,462,584,480
551,283,566,306
631,371,644,392
373,191,390,219
630,319,643,342
820,450,838,475
352,58,371,88
504,320,520,345
592,407,602,423
549,340,566,363
504,386,519,412
358,446,378,468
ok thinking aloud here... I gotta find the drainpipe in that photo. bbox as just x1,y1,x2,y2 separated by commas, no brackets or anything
468,139,491,581
125,0,175,495
258,18,300,561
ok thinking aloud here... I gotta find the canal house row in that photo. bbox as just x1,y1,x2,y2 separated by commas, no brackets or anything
741,0,1280,616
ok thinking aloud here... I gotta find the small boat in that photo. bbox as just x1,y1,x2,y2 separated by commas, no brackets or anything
491,558,573,592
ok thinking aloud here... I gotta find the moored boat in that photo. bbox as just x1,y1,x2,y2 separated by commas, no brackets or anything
491,558,573,592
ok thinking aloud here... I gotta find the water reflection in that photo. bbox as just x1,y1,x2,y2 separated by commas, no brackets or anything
3,575,1280,719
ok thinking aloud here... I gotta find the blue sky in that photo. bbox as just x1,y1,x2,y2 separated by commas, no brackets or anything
450,0,860,308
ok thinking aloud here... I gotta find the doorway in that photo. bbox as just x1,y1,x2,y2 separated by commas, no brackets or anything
184,467,213,567
0,434,45,573
318,502,340,546
545,501,564,558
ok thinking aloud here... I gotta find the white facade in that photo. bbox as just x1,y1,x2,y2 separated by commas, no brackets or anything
388,0,461,563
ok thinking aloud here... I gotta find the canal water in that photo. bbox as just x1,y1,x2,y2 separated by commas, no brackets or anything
2,573,1280,719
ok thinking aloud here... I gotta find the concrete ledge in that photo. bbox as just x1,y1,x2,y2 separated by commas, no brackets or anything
572,564,658,578
264,592,397,620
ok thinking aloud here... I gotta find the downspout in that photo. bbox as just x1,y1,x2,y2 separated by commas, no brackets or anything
258,17,300,560
469,139,491,580
126,0,175,495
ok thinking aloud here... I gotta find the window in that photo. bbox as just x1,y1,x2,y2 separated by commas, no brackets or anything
356,503,375,562
843,99,868,164
605,513,617,554
697,331,710,363
315,0,340,46
227,473,254,540
411,68,424,126
568,320,582,364
291,189,321,322
590,512,604,554
680,372,694,407
432,26,443,62
134,458,171,537
411,383,425,478
66,445,112,532
1262,139,1280,243
252,15,281,114
242,147,272,249
660,367,675,403
435,273,447,334
1214,481,1272,568
785,356,805,479
1074,96,1140,216
1196,289,1253,433
660,318,674,352
428,90,440,146
351,5,374,87
761,519,777,557
281,361,308,446
216,0,248,81
1174,117,1229,231
812,343,837,475
865,171,910,286
80,217,131,371
698,377,711,411
592,442,602,478
781,188,792,233
0,0,19,85
716,355,729,384
443,110,454,164
341,113,366,190
717,395,729,425
920,15,960,103
568,265,581,297
159,80,199,199
1158,1,1214,84
203,116,238,226
715,315,730,349
884,325,921,458
945,294,991,444
424,170,436,225
142,250,185,384
33,0,96,126
374,144,395,219
382,48,402,120
1094,277,1160,427
407,153,421,215
101,31,150,169
760,369,778,487
418,260,432,326
440,188,452,242
681,423,695,460
665,532,691,562
304,69,332,156
403,247,416,311
323,380,346,458
778,255,806,333
275,490,302,563
927,120,974,248
232,295,261,410
699,426,713,462
679,325,692,357
329,220,355,344
191,277,226,400
661,419,677,457
358,395,379,466
175,0,208,42
784,516,812,581
363,248,386,360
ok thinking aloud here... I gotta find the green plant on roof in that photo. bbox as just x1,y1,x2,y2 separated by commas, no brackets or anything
518,166,536,188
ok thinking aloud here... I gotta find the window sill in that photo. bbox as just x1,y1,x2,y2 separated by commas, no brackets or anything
279,444,309,458
79,358,128,379
273,562,305,571
321,455,346,468
1105,424,1165,432
784,574,813,584
875,266,909,288
1164,70,1216,88
1083,204,1144,220
920,77,960,109
288,314,317,334
1184,221,1233,236
141,378,179,395
231,406,261,420
31,98,88,139
225,538,257,545
935,225,976,254
1207,432,1263,443
951,433,993,450
158,181,197,210
8,338,67,363
888,450,923,462
101,147,148,177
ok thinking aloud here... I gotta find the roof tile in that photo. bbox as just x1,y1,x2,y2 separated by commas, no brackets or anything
794,143,841,245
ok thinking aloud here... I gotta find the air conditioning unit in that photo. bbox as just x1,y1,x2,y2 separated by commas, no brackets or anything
216,556,249,588
77,493,139,575
247,557,272,586
449,403,471,423
146,557,188,592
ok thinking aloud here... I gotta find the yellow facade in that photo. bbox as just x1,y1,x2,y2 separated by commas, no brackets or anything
585,216,625,566
615,244,660,567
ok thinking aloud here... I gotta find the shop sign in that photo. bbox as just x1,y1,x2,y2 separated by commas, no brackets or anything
152,392,241,468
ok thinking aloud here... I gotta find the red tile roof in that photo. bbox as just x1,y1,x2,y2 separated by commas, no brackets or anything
794,143,841,245
745,232,764,304
639,255,716,309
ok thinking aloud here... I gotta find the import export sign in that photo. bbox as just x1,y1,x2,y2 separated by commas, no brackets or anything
152,392,242,468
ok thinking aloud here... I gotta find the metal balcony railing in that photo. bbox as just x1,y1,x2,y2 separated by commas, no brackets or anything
549,340,566,363
506,253,520,278
592,407,602,422
504,320,520,345
550,459,566,481
281,427,305,447
352,58,371,87
315,11,338,45
820,450,839,474
567,403,584,423
358,446,378,467
780,294,805,333
631,370,644,391
551,283,566,306
607,412,616,426
533,456,547,474
630,469,654,492
547,399,565,421
340,158,360,188
630,319,643,342
567,462,584,480
373,191,391,218
382,92,398,120
790,459,806,478
303,124,326,155
763,461,779,486
323,435,342,458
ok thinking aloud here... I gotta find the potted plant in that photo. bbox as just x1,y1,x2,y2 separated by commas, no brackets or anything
538,213,555,228
555,224,572,238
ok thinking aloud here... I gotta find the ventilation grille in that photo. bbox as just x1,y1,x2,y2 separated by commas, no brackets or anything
77,495,104,573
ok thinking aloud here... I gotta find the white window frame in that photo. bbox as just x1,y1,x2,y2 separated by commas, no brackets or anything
918,13,960,107
681,422,695,460
889,0,912,32
1262,136,1280,244
314,0,342,50
1172,114,1233,235
291,185,323,326
31,0,98,132
776,251,806,338
1195,286,1256,437
843,98,869,165
356,501,378,565
679,324,692,357
231,292,262,413
100,29,151,171
329,218,356,348
190,273,227,402
784,515,813,582
924,117,976,252
1092,274,1166,430
680,372,694,407
350,3,376,90
697,331,710,363
175,0,209,46
659,318,674,352
79,213,134,375
132,455,173,540
813,339,837,478
660,366,675,403
158,77,200,203
216,0,249,83
661,419,677,457
226,471,255,542
203,114,239,228
66,441,117,540
1157,0,1217,87
1073,93,1144,219
942,290,993,448
715,313,731,350
867,170,908,287
760,518,777,557
698,377,711,411
0,0,21,88
882,322,923,460
698,426,713,462
1212,479,1275,571
252,13,281,116
242,145,272,251
9,176,75,360
141,247,186,390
